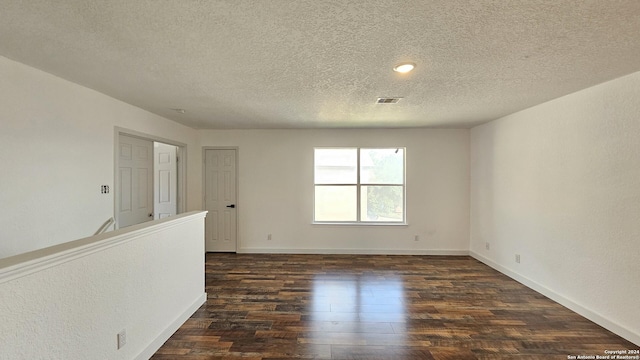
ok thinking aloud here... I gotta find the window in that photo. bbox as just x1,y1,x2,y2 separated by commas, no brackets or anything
314,147,405,223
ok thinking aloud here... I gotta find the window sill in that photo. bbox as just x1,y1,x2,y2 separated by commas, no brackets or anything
312,222,408,226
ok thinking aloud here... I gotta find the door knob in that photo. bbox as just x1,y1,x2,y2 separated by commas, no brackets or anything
226,204,236,208
148,213,153,217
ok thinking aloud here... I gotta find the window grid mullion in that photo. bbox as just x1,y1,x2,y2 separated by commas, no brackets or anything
356,147,361,222
359,183,404,186
315,184,357,186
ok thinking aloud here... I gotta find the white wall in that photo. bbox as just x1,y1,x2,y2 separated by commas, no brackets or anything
470,72,640,344
0,56,201,258
0,211,207,360
199,129,470,254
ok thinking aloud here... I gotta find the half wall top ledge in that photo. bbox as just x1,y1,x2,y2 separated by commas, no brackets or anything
0,211,208,284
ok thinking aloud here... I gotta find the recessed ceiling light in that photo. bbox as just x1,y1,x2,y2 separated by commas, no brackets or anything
393,63,415,73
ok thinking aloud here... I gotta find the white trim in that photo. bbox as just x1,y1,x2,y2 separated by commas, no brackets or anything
0,211,207,284
469,251,640,346
114,127,188,149
134,292,207,360
312,222,408,226
237,248,469,256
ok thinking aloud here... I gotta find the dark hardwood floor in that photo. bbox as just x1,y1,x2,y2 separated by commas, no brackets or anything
152,254,637,359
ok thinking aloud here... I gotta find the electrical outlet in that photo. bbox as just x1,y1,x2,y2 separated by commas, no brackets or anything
117,330,127,349
515,254,521,264
414,235,419,241
267,234,272,241
485,242,490,250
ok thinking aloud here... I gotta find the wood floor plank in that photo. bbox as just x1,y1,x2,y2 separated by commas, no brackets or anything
152,254,638,359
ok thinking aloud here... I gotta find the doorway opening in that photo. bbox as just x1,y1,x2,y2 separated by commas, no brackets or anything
114,128,187,229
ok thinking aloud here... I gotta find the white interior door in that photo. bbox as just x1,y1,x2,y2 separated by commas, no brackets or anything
204,149,237,252
154,142,177,219
118,135,154,227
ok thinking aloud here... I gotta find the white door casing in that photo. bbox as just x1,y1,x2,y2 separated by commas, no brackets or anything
154,142,178,219
118,135,154,227
204,149,237,252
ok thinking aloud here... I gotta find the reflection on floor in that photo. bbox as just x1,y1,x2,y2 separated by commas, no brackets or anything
152,253,636,359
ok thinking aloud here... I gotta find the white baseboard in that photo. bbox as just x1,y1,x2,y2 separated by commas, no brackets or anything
469,251,639,346
237,248,469,256
135,292,207,360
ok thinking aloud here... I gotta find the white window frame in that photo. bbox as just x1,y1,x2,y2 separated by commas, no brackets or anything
313,147,406,225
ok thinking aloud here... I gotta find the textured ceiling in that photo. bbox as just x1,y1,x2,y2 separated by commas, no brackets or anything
1,1,640,129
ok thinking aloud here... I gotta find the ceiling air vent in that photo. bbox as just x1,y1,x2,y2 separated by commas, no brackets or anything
376,97,402,104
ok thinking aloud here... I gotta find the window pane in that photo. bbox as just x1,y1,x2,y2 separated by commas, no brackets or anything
360,186,403,222
315,186,357,221
314,148,357,184
360,148,404,184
